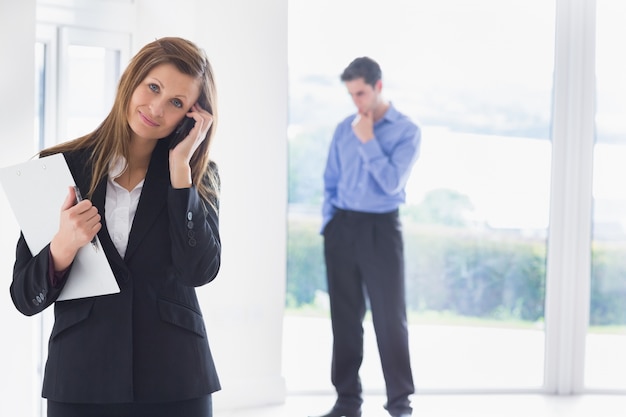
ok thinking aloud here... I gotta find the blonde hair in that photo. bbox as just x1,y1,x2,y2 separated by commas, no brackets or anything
41,37,219,210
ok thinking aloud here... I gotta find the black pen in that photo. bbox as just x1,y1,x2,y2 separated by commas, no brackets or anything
73,186,99,252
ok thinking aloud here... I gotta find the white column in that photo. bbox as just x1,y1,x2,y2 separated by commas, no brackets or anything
0,0,40,416
544,0,596,395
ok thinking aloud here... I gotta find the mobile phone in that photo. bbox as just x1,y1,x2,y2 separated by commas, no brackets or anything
169,117,195,149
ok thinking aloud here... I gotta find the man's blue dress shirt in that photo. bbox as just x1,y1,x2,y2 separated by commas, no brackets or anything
322,103,421,232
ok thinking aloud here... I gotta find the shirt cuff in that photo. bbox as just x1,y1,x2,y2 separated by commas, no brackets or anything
48,248,70,288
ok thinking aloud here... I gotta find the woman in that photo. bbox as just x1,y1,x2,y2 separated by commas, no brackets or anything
10,37,221,417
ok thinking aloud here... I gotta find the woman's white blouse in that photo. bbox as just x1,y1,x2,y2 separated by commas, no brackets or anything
105,157,144,258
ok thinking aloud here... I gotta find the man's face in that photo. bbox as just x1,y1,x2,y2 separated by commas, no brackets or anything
344,78,381,114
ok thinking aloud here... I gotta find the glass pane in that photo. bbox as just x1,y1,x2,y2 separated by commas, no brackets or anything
586,0,626,390
64,45,120,140
35,42,46,150
286,0,554,391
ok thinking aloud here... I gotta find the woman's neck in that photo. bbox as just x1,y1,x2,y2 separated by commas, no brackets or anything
115,138,157,192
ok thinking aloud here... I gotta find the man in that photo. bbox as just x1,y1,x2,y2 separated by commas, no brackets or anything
313,57,420,417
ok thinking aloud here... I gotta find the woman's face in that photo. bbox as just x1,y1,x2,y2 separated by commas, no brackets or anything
127,63,201,141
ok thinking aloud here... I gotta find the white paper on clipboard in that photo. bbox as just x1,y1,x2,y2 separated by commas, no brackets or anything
0,153,119,301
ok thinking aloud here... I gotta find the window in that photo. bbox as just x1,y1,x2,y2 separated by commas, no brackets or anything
586,0,626,390
286,0,555,392
35,24,57,150
35,26,130,148
57,28,128,141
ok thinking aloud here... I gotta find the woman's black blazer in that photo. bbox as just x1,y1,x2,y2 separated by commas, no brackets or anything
10,141,222,404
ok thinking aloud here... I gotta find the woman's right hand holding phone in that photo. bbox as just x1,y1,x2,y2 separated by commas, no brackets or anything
49,186,102,272
169,103,214,189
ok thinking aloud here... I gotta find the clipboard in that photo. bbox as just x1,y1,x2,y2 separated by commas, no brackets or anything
0,153,120,301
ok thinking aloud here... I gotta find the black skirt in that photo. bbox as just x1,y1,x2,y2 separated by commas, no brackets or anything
47,395,212,417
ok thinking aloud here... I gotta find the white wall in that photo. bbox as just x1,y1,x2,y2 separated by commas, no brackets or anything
0,0,287,413
0,1,40,416
191,0,289,410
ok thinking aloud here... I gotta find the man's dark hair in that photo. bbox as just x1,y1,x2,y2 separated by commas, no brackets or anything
340,57,382,87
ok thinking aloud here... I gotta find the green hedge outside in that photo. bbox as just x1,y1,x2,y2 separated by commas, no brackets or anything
287,216,626,326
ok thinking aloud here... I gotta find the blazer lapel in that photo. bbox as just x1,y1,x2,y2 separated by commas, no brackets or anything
123,142,169,262
91,174,130,281
67,150,130,283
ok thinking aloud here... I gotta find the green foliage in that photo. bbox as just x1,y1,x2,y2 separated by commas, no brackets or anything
286,215,626,326
402,224,546,322
288,126,333,205
286,217,326,307
286,215,547,321
590,242,626,325
402,188,475,227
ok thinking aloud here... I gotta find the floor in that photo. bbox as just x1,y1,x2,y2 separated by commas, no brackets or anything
217,314,626,416
219,393,626,417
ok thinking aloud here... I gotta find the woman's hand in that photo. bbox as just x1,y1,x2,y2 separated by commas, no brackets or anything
49,187,102,271
169,103,214,188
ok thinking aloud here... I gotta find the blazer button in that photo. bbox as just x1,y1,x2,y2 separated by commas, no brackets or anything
188,230,195,238
187,211,193,221
188,238,197,247
187,220,194,229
